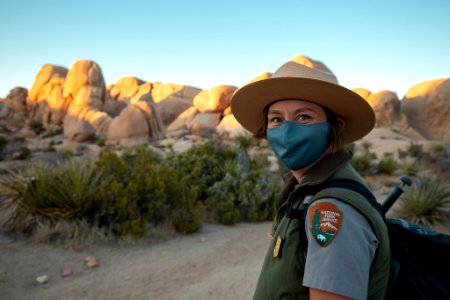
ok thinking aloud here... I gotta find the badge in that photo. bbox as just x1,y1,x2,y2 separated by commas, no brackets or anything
309,202,343,247
273,236,283,258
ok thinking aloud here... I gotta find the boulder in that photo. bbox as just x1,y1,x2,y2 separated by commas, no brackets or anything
368,90,407,127
102,100,127,118
193,85,237,113
190,112,221,137
401,78,450,141
352,88,371,101
216,114,248,138
28,64,68,103
246,72,272,84
289,54,333,73
63,60,105,102
27,64,69,126
64,119,96,142
109,76,144,101
130,82,153,104
72,86,104,110
151,82,200,103
134,101,164,140
6,87,28,111
107,104,150,142
167,106,199,132
106,101,164,142
156,96,193,125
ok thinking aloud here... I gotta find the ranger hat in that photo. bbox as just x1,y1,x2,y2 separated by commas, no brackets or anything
230,60,375,143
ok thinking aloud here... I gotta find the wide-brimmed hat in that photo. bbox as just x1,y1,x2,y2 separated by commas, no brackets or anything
230,61,375,144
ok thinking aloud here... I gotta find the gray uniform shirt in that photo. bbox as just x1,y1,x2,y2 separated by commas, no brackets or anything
303,198,379,300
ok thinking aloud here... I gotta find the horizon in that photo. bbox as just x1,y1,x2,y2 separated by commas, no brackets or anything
0,0,449,98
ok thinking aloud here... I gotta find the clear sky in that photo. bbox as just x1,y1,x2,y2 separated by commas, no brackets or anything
0,0,449,98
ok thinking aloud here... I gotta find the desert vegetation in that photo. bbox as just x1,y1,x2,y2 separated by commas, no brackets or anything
0,135,279,244
0,127,449,246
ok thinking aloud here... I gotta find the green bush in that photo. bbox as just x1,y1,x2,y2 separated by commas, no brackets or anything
0,136,7,160
0,161,108,225
394,176,450,227
378,153,399,175
42,128,63,138
0,138,281,239
58,148,75,160
166,141,236,199
206,159,278,225
400,157,423,176
13,146,31,160
29,120,45,135
350,152,372,174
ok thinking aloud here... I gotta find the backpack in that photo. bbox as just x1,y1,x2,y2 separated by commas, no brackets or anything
284,178,450,300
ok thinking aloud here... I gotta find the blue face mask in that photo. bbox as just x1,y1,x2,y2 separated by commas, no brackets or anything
267,121,330,170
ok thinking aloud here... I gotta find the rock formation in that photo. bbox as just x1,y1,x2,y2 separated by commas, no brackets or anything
402,78,450,141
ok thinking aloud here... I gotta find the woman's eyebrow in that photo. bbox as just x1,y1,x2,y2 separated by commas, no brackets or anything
293,108,316,114
267,109,283,115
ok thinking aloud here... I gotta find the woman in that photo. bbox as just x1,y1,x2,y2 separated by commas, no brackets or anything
230,61,390,300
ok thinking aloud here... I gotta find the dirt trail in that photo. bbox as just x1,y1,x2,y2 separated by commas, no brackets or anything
0,222,271,300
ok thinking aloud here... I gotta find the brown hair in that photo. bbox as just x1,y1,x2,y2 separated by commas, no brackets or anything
254,102,346,153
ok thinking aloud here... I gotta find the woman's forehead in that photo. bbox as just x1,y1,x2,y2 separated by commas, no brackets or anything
267,99,324,112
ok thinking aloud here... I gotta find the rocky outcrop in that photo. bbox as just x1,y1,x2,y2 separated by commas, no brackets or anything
106,101,164,142
64,120,96,142
27,64,69,126
289,54,333,73
63,60,105,103
367,91,407,127
246,72,272,84
167,85,238,137
401,78,450,141
193,85,237,113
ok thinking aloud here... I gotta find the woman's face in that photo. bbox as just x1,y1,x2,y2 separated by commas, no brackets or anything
267,99,327,129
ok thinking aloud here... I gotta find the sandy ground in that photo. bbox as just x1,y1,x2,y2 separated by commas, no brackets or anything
0,222,271,300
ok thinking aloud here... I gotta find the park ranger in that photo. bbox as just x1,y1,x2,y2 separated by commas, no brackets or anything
230,60,390,300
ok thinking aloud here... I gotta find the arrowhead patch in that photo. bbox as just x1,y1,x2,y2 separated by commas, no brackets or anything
309,202,343,247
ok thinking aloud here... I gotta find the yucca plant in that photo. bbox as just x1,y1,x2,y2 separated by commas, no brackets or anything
0,160,108,228
234,133,256,172
394,176,450,227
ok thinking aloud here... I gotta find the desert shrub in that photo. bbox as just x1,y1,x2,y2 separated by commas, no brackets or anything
398,142,428,161
29,120,45,135
94,146,201,236
165,141,236,199
378,153,399,175
0,138,281,239
394,176,450,228
0,136,7,160
206,159,278,225
0,161,108,227
361,140,372,151
234,133,256,172
58,148,75,160
96,136,106,147
13,146,31,160
400,157,423,176
432,143,445,153
350,152,372,174
42,128,63,138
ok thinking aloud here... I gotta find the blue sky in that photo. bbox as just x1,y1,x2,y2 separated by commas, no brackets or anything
0,0,449,98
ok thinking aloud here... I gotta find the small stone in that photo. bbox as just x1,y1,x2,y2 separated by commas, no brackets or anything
200,237,206,243
60,268,72,278
36,275,48,284
85,256,99,268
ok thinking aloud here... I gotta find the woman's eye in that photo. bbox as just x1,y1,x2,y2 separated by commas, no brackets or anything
296,114,311,121
269,117,282,123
